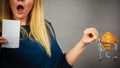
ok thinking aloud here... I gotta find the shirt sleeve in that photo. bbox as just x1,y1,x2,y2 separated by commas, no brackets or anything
57,54,72,68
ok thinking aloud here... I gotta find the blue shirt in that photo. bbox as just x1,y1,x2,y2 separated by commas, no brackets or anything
0,22,71,68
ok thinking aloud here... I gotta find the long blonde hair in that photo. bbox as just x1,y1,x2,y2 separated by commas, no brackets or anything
2,0,51,56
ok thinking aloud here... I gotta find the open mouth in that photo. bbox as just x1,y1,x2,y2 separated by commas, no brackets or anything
17,5,24,13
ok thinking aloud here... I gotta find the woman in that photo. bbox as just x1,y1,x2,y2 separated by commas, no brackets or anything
0,0,98,68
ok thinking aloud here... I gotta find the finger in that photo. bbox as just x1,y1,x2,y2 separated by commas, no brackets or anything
0,37,6,40
0,40,7,43
88,33,97,40
85,28,98,39
0,37,7,43
88,33,94,38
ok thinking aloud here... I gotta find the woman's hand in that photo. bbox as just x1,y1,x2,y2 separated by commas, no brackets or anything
0,37,7,46
81,28,98,45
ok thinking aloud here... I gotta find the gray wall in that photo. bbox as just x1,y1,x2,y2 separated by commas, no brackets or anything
43,0,120,68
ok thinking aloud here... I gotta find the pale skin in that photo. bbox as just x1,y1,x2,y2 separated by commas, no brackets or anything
0,0,98,66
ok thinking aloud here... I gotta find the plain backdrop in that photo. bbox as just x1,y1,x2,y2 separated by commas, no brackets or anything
43,0,120,68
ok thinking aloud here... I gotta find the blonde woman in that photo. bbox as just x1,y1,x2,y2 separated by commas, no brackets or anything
0,0,98,68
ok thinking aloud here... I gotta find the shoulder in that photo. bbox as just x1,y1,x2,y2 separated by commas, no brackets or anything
45,19,54,31
45,20,56,39
45,20,52,27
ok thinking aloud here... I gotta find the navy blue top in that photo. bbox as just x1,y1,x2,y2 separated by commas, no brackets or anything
0,22,71,68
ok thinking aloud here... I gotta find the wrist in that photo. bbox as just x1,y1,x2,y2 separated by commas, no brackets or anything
78,40,87,48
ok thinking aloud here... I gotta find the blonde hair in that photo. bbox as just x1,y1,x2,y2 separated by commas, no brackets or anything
2,0,51,56
0,0,2,31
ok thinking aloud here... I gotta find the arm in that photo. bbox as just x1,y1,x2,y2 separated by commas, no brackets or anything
46,21,98,67
66,28,98,66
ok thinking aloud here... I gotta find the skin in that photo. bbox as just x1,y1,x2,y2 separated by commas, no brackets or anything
0,0,99,66
66,28,98,65
9,0,34,25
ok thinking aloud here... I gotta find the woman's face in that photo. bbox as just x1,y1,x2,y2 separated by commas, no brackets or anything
9,0,34,20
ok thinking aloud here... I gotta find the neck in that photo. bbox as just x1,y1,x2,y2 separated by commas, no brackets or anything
13,16,30,26
20,18,29,26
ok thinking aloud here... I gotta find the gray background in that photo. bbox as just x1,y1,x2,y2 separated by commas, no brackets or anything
43,0,120,68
